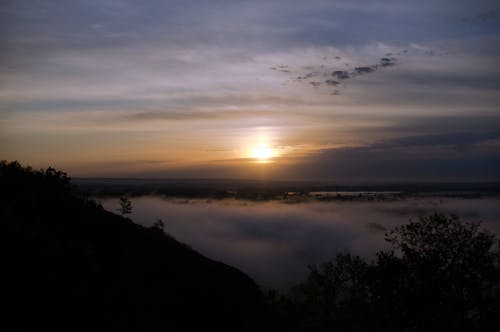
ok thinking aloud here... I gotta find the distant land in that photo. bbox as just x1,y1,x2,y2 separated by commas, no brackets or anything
74,178,500,201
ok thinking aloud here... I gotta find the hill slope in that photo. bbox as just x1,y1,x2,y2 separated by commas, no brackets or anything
0,161,264,331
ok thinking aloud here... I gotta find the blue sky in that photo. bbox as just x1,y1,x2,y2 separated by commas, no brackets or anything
1,0,499,181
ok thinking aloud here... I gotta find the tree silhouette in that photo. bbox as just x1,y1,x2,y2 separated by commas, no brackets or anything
375,213,500,331
117,196,132,216
294,253,373,331
275,213,500,332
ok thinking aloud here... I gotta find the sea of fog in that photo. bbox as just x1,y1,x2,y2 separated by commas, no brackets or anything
101,196,500,289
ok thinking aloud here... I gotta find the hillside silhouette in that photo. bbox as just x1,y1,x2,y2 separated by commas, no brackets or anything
0,161,265,331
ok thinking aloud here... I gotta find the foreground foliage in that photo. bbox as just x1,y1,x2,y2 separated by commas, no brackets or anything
270,214,500,332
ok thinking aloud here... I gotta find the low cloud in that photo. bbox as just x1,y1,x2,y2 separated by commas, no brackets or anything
101,196,500,288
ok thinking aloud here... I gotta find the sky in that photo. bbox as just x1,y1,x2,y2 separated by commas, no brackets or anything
1,0,500,181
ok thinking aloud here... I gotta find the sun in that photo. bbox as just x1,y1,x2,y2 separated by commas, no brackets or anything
251,144,275,161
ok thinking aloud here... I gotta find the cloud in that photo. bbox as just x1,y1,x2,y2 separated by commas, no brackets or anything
121,109,313,124
377,131,500,149
277,128,500,182
293,146,500,183
379,57,397,67
332,70,351,79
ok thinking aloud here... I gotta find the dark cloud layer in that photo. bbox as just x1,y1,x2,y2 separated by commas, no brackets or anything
381,131,500,149
288,130,500,182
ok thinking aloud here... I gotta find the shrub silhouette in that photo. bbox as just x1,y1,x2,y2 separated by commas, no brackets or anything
117,195,133,215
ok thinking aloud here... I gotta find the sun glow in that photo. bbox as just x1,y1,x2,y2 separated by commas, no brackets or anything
251,144,275,161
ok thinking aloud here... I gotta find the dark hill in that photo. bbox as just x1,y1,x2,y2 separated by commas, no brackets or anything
0,161,265,331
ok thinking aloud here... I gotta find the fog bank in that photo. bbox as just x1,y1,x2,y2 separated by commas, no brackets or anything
101,197,500,288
